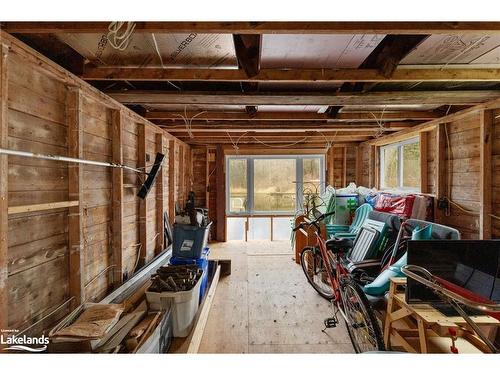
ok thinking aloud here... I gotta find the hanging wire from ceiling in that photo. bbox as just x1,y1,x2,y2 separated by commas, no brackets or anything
439,36,489,71
174,105,207,139
251,137,308,148
151,33,181,91
107,22,136,51
371,105,387,138
316,130,338,152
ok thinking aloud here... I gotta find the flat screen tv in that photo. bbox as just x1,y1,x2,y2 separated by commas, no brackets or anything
406,240,500,305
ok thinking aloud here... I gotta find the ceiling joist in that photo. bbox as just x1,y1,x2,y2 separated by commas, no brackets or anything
109,90,500,106
4,21,500,34
144,110,439,121
82,66,500,82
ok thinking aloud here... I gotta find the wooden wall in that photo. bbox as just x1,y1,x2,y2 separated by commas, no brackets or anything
326,146,358,188
0,31,191,334
359,102,500,241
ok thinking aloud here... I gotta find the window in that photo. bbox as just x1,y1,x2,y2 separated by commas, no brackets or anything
226,155,324,214
380,138,420,191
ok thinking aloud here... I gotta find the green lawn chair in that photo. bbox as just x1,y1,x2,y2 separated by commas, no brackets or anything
326,203,373,240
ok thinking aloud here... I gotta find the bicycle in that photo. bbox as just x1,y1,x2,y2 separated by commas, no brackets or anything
293,212,385,352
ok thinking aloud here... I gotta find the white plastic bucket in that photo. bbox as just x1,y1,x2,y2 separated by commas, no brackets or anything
146,275,202,337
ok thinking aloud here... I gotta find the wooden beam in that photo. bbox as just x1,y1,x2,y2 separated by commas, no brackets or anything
109,90,500,106
5,21,500,34
479,110,493,239
111,109,124,286
233,34,261,78
0,41,9,332
145,110,440,122
156,133,166,254
215,145,226,242
138,124,147,267
419,132,428,194
83,66,500,83
157,122,416,132
342,147,347,187
434,124,446,223
8,201,79,215
355,146,361,186
361,35,427,78
168,140,176,222
67,87,85,306
187,264,221,353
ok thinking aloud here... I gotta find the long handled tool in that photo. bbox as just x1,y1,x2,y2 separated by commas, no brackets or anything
0,147,165,199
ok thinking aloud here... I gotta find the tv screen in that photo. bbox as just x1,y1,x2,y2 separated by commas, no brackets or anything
406,240,500,304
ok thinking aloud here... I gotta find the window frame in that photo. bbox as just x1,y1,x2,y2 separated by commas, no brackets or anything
379,137,421,192
225,154,325,215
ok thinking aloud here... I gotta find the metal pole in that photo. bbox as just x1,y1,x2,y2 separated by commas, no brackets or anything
0,147,146,175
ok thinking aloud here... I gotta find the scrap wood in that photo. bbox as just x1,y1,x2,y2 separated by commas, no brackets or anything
96,301,147,352
122,280,152,313
125,313,156,352
132,312,163,353
51,304,124,340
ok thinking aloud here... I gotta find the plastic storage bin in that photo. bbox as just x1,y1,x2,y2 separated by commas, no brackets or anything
146,274,202,337
170,247,210,303
172,223,211,259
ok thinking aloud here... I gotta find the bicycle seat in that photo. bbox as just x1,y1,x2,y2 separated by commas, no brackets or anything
326,237,353,253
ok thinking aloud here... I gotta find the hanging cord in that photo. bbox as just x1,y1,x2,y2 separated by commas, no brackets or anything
317,130,337,152
107,22,136,51
174,106,207,139
371,106,387,138
439,36,489,71
151,33,181,91
251,137,308,148
226,131,250,152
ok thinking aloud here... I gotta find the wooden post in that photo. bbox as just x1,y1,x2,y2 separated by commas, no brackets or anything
368,145,375,188
435,123,446,223
326,147,333,186
155,132,165,254
111,109,124,286
373,146,380,189
342,147,347,187
215,145,226,242
205,147,210,207
479,110,493,239
168,139,176,221
0,42,10,331
138,124,147,266
355,146,360,186
419,131,428,194
67,87,85,306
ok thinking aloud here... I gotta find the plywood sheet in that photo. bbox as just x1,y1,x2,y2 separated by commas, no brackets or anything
261,34,385,69
401,34,500,65
57,32,238,68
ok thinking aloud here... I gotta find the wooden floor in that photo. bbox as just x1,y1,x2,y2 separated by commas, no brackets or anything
198,240,355,353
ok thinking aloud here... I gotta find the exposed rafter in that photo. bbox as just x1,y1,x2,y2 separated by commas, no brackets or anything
110,90,500,106
233,34,261,78
4,21,500,34
144,110,439,121
81,66,500,82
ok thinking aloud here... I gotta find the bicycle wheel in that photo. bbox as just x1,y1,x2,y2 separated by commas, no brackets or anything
340,277,385,353
300,247,334,300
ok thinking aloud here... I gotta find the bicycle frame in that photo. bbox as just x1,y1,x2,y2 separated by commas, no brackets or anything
303,219,352,324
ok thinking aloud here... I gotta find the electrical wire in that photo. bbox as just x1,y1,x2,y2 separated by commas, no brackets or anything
251,137,308,148
107,22,136,51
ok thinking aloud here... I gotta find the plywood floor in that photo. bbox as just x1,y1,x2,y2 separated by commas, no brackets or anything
198,240,355,353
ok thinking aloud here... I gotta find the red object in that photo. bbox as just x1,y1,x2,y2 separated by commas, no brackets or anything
435,276,500,321
375,194,416,218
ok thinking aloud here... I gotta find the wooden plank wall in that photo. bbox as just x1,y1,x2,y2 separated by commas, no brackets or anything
0,31,191,333
359,106,500,240
325,146,358,188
